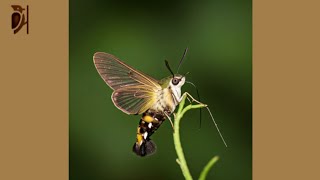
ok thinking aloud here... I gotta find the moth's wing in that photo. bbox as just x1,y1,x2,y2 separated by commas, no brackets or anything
93,52,160,90
93,52,161,114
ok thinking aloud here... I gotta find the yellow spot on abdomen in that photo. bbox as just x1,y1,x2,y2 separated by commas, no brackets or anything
143,115,154,123
136,127,143,145
137,134,143,145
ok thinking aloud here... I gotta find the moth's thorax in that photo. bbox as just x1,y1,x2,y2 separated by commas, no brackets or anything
150,88,176,114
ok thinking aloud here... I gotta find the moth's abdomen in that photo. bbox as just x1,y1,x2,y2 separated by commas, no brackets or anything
133,110,166,157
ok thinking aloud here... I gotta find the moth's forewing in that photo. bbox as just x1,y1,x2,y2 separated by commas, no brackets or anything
93,52,161,114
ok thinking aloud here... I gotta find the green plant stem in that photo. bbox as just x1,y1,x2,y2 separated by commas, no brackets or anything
173,95,206,180
173,95,220,180
198,156,220,180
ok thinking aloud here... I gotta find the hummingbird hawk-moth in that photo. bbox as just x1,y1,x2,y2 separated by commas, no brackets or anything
93,49,226,156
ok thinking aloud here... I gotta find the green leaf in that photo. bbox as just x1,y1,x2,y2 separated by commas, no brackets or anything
198,156,219,180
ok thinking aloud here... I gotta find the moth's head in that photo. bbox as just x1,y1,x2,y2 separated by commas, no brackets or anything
170,74,185,88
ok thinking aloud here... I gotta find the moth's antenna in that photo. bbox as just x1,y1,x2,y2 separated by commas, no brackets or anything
177,47,188,73
206,106,228,147
165,60,175,78
185,81,202,129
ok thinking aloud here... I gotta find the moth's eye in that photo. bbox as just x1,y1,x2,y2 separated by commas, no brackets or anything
172,78,180,85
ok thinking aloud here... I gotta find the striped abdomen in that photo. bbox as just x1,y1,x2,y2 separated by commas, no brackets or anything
133,110,166,156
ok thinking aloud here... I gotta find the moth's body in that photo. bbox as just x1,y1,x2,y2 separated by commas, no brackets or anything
133,75,185,156
94,52,186,156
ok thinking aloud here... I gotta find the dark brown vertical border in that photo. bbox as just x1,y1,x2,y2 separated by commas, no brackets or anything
253,0,320,180
0,0,68,180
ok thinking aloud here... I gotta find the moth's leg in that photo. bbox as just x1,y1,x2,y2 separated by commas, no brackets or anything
164,112,174,132
180,92,206,106
186,96,192,104
177,92,192,103
179,93,227,147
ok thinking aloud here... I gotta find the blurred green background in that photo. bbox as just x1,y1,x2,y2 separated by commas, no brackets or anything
70,0,251,179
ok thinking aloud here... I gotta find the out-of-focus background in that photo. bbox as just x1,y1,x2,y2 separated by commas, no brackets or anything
70,0,251,179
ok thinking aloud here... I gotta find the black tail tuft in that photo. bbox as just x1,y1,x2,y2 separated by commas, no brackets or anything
133,139,157,157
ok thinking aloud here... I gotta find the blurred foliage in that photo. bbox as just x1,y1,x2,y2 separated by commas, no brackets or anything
70,0,251,179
